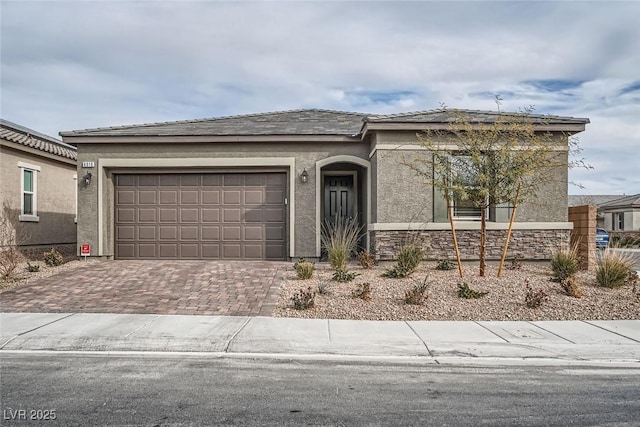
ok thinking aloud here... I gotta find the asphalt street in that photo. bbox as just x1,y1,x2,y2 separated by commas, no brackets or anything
2,353,639,426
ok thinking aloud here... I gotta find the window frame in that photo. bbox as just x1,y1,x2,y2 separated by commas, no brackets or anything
613,212,624,231
450,154,489,221
18,161,40,222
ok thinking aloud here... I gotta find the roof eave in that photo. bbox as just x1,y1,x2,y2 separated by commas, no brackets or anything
62,133,363,145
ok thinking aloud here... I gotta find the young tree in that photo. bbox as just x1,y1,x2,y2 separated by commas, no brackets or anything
404,104,587,277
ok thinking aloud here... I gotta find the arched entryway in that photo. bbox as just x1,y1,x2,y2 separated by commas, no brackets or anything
315,155,371,257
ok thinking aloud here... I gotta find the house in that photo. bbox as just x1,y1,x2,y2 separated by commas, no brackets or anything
60,109,589,261
0,119,77,253
599,194,640,232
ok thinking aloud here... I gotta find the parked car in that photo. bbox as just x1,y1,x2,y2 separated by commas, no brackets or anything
596,227,609,249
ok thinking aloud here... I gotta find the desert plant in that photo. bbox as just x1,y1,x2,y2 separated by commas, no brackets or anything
356,251,377,269
560,275,582,298
316,282,329,295
332,269,359,283
352,283,371,301
383,243,422,278
436,259,455,271
294,260,315,280
0,248,23,281
456,282,488,299
509,254,524,270
595,249,635,288
550,245,579,282
26,262,40,273
0,201,28,281
525,281,548,308
291,286,316,310
404,277,429,305
43,248,63,267
320,215,363,270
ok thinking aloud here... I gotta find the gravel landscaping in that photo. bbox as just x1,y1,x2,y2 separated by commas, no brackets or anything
0,259,98,293
274,261,640,321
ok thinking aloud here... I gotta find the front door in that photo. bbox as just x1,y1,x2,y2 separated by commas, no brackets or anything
323,174,355,223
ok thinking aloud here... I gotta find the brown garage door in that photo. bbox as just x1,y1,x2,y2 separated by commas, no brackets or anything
114,173,286,260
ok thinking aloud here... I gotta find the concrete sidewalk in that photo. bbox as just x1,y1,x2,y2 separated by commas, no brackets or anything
1,313,639,365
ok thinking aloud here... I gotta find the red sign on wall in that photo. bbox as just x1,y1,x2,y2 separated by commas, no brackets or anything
81,244,90,256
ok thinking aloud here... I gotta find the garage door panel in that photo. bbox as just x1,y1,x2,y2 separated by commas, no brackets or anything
159,226,176,240
139,226,157,240
159,191,178,204
159,208,177,222
115,172,286,260
139,208,157,223
180,208,199,222
117,208,135,223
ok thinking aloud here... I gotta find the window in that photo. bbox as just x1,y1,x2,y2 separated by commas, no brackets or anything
18,162,40,222
613,212,624,231
450,155,487,220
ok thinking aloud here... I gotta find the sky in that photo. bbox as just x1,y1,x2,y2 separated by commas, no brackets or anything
1,0,639,195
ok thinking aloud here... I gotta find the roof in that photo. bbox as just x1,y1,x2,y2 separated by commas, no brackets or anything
568,195,626,207
598,194,640,209
60,109,367,137
59,108,590,138
1,119,77,161
365,109,590,125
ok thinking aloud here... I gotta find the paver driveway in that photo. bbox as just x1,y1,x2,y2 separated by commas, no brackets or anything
0,260,289,316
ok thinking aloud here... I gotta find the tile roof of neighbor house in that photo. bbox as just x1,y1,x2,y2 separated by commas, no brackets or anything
59,108,590,138
568,195,627,207
598,194,640,209
1,118,77,161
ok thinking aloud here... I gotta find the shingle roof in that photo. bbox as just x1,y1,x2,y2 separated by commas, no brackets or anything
60,109,367,137
365,109,590,125
598,194,640,209
1,119,77,161
568,195,626,207
59,108,590,138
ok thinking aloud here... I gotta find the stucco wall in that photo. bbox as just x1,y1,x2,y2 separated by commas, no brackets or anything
0,145,77,247
371,130,570,224
76,141,369,258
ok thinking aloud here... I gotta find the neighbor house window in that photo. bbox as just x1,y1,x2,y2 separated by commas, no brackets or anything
450,155,487,220
18,162,40,222
613,212,624,231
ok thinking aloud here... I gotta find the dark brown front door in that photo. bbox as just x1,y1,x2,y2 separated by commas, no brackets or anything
114,173,286,260
323,175,354,223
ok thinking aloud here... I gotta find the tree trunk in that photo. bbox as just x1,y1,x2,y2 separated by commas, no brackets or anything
479,202,486,277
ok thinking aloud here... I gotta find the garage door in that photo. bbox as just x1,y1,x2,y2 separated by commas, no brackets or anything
114,173,286,260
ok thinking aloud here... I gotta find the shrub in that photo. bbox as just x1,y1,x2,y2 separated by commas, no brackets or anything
525,281,548,308
352,283,371,301
291,286,315,310
550,245,579,281
509,254,524,270
595,249,635,288
560,275,582,298
0,247,24,281
356,251,377,269
26,262,40,273
383,243,422,278
316,282,329,295
294,260,315,280
404,277,429,305
43,248,63,267
456,282,488,299
332,269,359,283
435,259,455,271
321,215,363,270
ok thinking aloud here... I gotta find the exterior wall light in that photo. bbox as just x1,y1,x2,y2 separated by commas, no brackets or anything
83,171,92,185
300,168,309,183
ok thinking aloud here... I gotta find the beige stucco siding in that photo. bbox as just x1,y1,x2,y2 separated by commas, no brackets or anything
76,141,369,258
0,145,77,246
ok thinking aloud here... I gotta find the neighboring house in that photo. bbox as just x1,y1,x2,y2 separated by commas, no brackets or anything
599,194,640,232
0,119,77,251
60,109,588,261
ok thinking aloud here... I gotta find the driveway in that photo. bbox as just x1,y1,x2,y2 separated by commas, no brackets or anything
0,260,289,316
